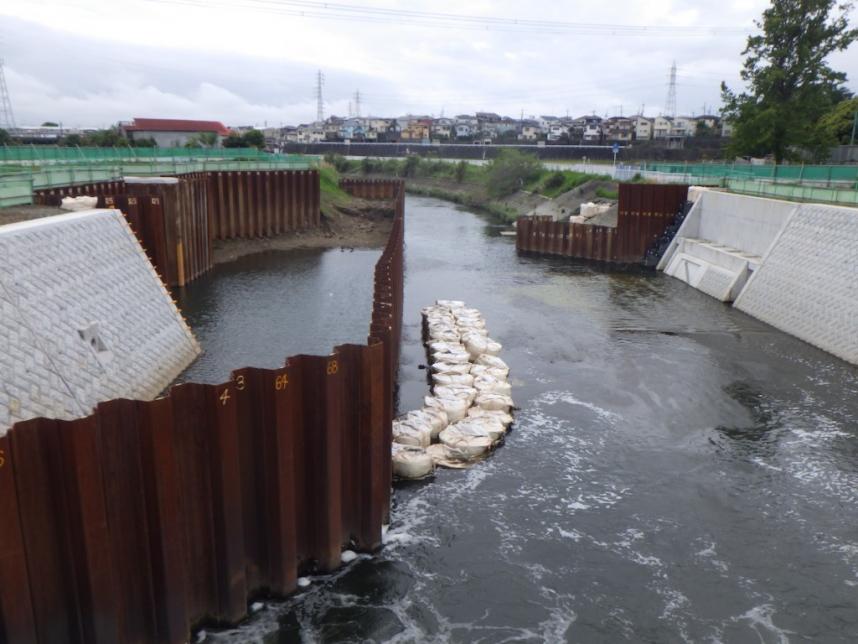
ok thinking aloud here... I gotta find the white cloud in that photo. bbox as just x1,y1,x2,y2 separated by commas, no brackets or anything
1,0,855,127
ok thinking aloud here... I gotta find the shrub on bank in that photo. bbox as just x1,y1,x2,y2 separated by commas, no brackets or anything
485,149,543,198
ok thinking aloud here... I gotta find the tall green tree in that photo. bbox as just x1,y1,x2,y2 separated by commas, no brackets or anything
721,0,857,162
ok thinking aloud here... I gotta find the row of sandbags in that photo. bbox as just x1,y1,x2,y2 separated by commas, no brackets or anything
392,300,514,479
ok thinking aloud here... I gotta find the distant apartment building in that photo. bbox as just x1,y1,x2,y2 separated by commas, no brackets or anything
121,118,231,147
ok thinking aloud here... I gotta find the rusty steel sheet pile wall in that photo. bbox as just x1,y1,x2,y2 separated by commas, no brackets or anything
0,178,404,644
32,170,321,288
517,183,689,264
339,178,402,200
207,170,320,241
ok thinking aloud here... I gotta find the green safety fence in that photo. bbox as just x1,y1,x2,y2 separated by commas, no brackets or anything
726,178,858,207
644,162,858,185
0,156,318,207
0,145,305,165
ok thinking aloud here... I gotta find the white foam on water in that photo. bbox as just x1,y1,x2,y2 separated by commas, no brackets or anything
734,604,794,644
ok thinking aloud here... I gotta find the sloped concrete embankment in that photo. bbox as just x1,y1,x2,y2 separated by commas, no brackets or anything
659,189,858,365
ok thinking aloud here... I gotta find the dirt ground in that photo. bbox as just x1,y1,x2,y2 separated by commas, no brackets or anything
212,198,394,265
526,179,619,224
0,204,66,227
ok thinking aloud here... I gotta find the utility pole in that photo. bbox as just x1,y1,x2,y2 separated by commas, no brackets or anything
844,110,858,145
353,90,361,117
0,57,17,134
314,70,325,123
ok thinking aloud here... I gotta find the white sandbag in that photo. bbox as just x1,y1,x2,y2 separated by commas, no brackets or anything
424,395,469,422
60,195,99,211
453,416,505,442
469,364,509,380
436,299,465,308
432,349,471,365
475,355,509,372
429,341,465,355
426,443,472,468
416,407,449,439
462,333,488,359
432,372,475,387
456,307,483,318
473,375,512,396
431,361,471,375
467,407,514,428
401,408,448,440
439,423,493,458
429,329,461,343
484,339,502,356
474,392,515,412
433,384,477,405
392,445,434,479
392,419,431,448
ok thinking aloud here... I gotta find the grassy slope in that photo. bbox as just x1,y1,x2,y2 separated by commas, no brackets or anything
324,155,620,223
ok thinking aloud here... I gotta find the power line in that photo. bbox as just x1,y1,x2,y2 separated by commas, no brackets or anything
140,0,750,36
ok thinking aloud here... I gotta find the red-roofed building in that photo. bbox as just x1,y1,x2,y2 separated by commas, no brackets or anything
122,118,231,147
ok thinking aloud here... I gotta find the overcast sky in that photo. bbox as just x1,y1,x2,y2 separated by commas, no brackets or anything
2,0,856,128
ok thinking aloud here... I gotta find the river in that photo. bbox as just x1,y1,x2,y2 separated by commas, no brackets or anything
182,196,858,643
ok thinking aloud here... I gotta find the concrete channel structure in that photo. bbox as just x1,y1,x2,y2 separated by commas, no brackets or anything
0,177,404,643
658,189,858,365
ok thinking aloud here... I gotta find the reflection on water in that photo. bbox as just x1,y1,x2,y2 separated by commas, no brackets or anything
209,196,858,643
175,247,380,384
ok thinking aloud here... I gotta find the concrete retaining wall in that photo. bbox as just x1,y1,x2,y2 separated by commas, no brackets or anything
0,209,200,431
734,203,858,364
660,190,858,365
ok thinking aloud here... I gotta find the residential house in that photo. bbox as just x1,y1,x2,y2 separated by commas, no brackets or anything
632,116,653,141
547,123,568,142
652,116,673,139
431,117,454,140
297,123,325,143
401,118,431,142
121,117,231,147
577,115,603,143
720,119,734,138
518,120,542,141
602,117,634,143
672,117,696,138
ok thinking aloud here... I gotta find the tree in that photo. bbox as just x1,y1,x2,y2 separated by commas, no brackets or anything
241,129,265,148
82,127,126,147
819,96,858,143
60,133,83,146
0,128,11,145
41,121,59,127
222,133,244,148
721,0,858,162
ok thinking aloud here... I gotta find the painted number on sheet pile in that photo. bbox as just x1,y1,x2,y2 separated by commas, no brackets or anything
275,374,289,390
326,360,339,376
219,389,230,405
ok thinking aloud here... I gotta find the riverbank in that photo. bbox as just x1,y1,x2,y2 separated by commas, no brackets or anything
212,196,393,264
327,154,619,224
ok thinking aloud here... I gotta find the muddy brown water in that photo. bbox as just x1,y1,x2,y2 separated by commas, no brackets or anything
177,196,858,643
